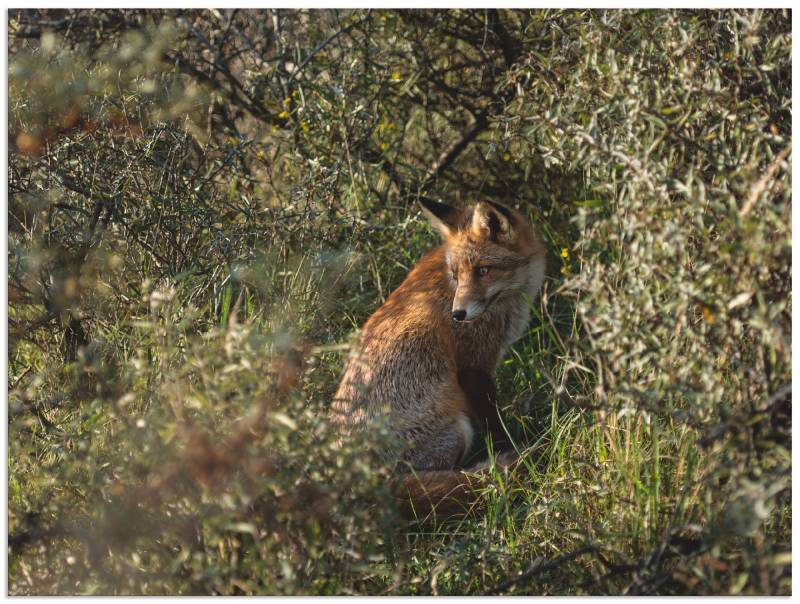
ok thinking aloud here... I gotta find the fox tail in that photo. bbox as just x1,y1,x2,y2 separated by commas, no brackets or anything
391,451,525,521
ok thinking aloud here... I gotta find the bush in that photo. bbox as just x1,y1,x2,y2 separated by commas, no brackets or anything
8,9,790,595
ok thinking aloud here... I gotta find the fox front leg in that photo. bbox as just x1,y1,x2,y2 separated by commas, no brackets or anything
457,368,510,452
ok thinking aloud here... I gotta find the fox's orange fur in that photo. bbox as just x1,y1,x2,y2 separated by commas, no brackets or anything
332,199,546,519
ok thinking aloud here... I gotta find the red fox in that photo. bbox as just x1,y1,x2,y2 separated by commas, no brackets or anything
332,199,546,518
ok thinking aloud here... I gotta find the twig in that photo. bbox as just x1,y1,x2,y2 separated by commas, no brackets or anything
698,381,791,448
10,367,33,390
423,111,489,189
167,50,278,125
287,11,372,83
487,9,523,67
490,545,600,594
539,365,602,411
767,381,791,406
740,145,791,217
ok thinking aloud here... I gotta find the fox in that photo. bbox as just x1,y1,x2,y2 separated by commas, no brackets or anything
331,198,547,519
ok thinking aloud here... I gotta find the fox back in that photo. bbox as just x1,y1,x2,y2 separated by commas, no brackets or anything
332,199,546,474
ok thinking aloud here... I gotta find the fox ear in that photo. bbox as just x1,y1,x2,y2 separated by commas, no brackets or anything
471,201,516,244
419,198,462,237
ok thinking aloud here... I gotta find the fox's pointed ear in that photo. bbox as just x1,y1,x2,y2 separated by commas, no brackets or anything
470,201,516,244
419,198,462,237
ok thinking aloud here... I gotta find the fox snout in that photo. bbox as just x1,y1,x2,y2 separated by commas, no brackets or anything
451,289,486,322
451,306,484,322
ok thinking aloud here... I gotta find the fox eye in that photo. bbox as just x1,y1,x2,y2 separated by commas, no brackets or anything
476,266,490,277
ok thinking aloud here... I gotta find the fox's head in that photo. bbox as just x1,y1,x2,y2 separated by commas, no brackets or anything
420,198,546,323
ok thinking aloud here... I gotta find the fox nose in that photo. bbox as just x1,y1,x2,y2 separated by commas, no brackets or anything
452,309,467,322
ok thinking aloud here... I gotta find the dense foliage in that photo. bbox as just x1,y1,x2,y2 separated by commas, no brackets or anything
8,9,791,595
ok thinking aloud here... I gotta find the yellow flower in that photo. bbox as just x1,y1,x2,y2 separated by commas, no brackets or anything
278,110,289,119
300,121,310,133
503,152,511,161
561,248,569,258
380,142,389,151
702,306,716,325
391,72,402,81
